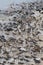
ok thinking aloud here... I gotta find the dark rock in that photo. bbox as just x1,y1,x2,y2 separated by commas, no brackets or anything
34,58,41,63
13,22,18,28
32,45,40,52
8,37,16,42
5,27,13,31
18,62,24,64
42,8,43,10
24,58,29,62
25,56,30,58
41,58,43,61
0,35,6,42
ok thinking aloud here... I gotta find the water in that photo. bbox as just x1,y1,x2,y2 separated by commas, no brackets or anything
0,0,37,10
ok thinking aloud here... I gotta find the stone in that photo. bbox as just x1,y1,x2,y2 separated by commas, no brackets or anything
38,41,43,47
39,35,43,41
0,35,6,42
19,47,26,52
5,27,13,31
32,45,40,52
34,57,41,63
7,58,14,63
41,57,43,61
8,37,16,42
0,58,6,64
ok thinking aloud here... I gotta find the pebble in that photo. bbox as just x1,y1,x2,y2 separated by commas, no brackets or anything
19,47,26,52
0,58,6,64
7,58,14,63
34,57,41,63
0,35,6,42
